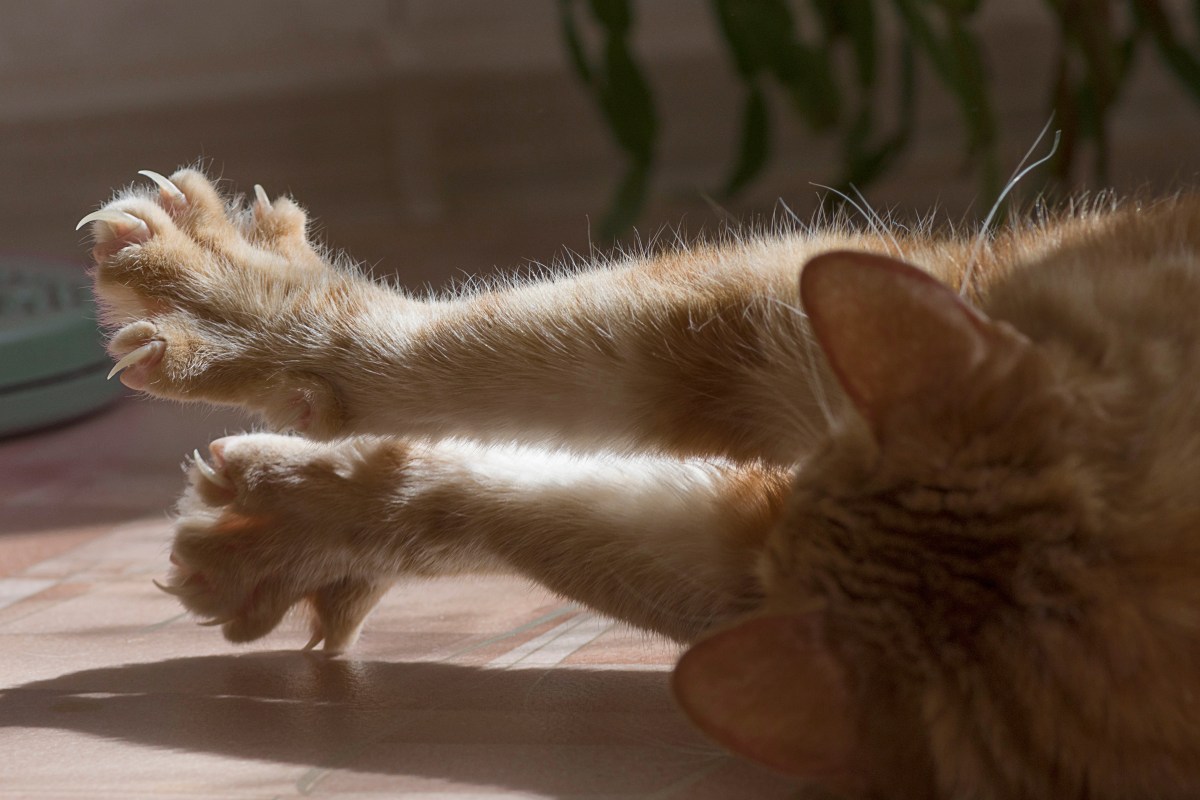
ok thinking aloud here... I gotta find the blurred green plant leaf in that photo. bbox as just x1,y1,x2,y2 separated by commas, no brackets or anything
559,0,657,237
561,0,1200,235
722,85,772,197
713,0,796,78
894,0,998,194
838,0,879,88
838,40,915,191
599,37,656,161
589,0,631,31
713,0,840,128
560,1,595,85
1134,0,1200,102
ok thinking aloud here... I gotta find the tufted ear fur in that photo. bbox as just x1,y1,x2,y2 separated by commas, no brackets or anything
671,614,862,791
800,251,997,431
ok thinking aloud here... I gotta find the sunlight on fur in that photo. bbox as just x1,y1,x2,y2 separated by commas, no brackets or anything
79,166,1200,799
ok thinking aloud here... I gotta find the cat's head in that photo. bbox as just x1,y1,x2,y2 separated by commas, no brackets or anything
672,250,1200,798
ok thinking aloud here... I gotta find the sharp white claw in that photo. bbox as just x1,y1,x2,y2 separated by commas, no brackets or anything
75,209,146,233
193,449,233,489
302,631,324,651
138,169,187,204
107,342,161,380
198,616,233,627
254,184,270,208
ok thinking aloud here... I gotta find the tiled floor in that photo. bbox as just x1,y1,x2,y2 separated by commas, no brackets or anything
0,397,796,798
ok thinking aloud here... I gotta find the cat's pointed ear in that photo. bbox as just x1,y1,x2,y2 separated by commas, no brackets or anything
800,251,993,428
672,614,860,787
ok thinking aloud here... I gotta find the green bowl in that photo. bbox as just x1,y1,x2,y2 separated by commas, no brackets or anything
0,257,123,437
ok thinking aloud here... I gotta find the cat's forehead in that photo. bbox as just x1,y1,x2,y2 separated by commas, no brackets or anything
772,385,1092,588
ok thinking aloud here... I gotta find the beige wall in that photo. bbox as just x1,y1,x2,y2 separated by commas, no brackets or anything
2,0,1198,288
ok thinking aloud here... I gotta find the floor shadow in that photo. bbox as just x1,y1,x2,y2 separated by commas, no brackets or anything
0,653,796,797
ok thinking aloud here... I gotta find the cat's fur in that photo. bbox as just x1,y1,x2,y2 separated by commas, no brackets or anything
81,170,1200,799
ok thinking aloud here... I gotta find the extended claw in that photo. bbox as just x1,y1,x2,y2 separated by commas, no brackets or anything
254,184,270,208
75,209,147,234
302,630,324,651
197,616,234,627
193,449,234,490
138,169,187,204
107,341,163,380
152,578,199,598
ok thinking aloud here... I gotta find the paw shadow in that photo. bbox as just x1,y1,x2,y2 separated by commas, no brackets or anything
0,653,796,797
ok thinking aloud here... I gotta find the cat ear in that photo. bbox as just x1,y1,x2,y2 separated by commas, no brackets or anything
671,614,860,785
800,250,994,428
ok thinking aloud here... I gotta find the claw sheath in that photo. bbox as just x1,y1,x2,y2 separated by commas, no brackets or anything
138,169,187,204
193,449,234,490
75,209,145,233
107,342,162,380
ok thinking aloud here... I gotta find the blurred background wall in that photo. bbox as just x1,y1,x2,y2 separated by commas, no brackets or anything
2,0,1199,289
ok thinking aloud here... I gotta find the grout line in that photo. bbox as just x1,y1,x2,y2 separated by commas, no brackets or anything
0,578,57,611
487,614,612,669
436,603,576,662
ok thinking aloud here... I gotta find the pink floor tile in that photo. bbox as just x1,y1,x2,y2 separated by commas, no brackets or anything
0,401,797,798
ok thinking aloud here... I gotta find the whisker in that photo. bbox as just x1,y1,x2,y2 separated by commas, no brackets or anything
961,115,1061,300
850,182,904,257
777,197,806,233
765,296,835,432
810,182,901,258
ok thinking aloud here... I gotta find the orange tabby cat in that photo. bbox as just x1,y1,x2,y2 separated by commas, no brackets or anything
79,169,1200,798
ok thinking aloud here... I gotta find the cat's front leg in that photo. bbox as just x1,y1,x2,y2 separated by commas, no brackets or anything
165,434,465,654
81,169,415,437
167,434,788,651
84,170,832,462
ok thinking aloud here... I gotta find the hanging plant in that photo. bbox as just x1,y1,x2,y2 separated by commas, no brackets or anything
560,0,1200,238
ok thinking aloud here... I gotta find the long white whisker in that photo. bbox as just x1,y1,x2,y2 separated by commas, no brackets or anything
960,116,1061,300
765,296,834,432
810,182,901,258
800,327,834,432
850,182,904,257
777,197,804,231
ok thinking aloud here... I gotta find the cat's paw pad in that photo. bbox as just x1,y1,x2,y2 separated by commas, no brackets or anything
104,313,343,434
79,169,350,435
161,434,389,651
306,577,393,655
81,168,324,319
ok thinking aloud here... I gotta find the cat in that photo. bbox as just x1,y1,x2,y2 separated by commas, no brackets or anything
78,169,1200,799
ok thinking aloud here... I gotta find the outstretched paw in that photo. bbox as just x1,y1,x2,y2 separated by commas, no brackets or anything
160,433,399,653
79,169,354,437
306,577,394,654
